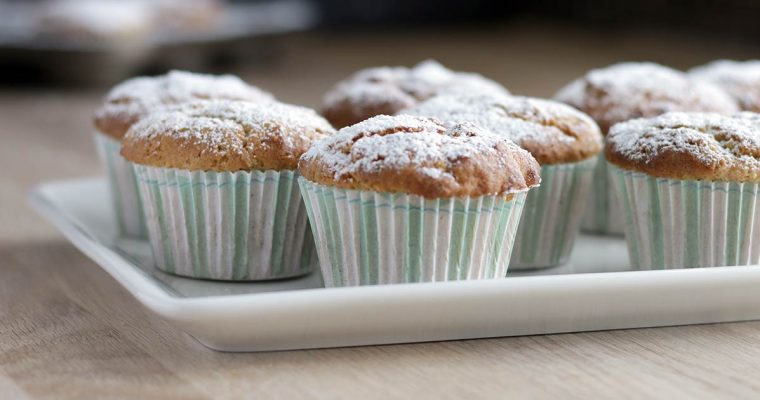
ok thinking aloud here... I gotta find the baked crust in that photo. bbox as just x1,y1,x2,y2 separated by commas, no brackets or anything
403,94,603,165
606,112,760,182
322,60,509,128
689,60,760,112
298,114,541,198
121,100,335,171
554,62,739,134
94,70,273,139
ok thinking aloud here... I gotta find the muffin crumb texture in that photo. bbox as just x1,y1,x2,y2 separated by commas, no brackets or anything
606,112,760,182
555,62,739,133
404,94,603,165
322,60,510,128
689,60,760,112
299,114,541,198
95,70,274,139
121,100,335,171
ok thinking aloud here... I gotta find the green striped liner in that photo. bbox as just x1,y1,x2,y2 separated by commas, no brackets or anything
610,165,760,269
133,165,314,281
299,178,528,287
580,154,625,236
510,157,597,269
94,133,148,239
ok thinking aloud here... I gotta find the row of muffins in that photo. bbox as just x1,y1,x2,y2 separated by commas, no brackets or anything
316,59,760,270
93,59,760,285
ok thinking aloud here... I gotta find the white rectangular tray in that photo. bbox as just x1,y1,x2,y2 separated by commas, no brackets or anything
29,178,760,352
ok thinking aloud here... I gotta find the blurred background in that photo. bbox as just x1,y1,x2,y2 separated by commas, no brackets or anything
1,0,760,102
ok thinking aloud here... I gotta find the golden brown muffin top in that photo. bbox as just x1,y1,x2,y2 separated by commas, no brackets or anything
689,60,760,113
298,115,541,198
322,60,510,128
403,94,603,165
606,112,760,182
554,62,739,134
121,100,335,172
94,70,274,139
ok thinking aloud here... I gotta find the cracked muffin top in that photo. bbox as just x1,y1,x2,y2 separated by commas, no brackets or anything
121,99,335,171
606,112,760,182
402,94,603,165
554,62,739,133
95,70,274,140
322,60,510,129
689,60,760,112
298,114,541,198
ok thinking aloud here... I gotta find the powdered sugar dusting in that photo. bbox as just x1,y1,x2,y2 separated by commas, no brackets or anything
323,60,509,111
336,113,445,140
689,60,760,111
608,112,760,176
554,62,739,130
403,94,601,150
301,114,538,193
126,99,334,159
96,70,274,134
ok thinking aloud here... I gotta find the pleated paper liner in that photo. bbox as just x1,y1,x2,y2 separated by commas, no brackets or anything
134,165,313,281
299,178,528,287
510,157,596,269
611,165,760,269
94,132,148,239
581,154,625,235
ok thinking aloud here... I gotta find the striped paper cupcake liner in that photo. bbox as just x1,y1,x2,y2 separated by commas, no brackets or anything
510,157,597,269
95,133,149,239
299,178,527,287
580,154,625,236
611,165,760,269
133,165,314,281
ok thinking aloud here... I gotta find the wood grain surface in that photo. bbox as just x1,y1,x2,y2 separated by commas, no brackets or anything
3,24,760,399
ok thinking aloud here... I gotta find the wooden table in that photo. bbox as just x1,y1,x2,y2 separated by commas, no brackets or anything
3,24,760,399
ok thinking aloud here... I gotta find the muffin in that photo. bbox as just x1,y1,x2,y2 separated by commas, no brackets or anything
94,70,273,239
322,60,509,128
298,114,541,287
555,62,739,235
403,94,602,269
121,99,335,280
606,112,760,269
689,60,760,112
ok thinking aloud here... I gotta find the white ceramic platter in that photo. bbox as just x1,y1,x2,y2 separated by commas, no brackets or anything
29,178,760,352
